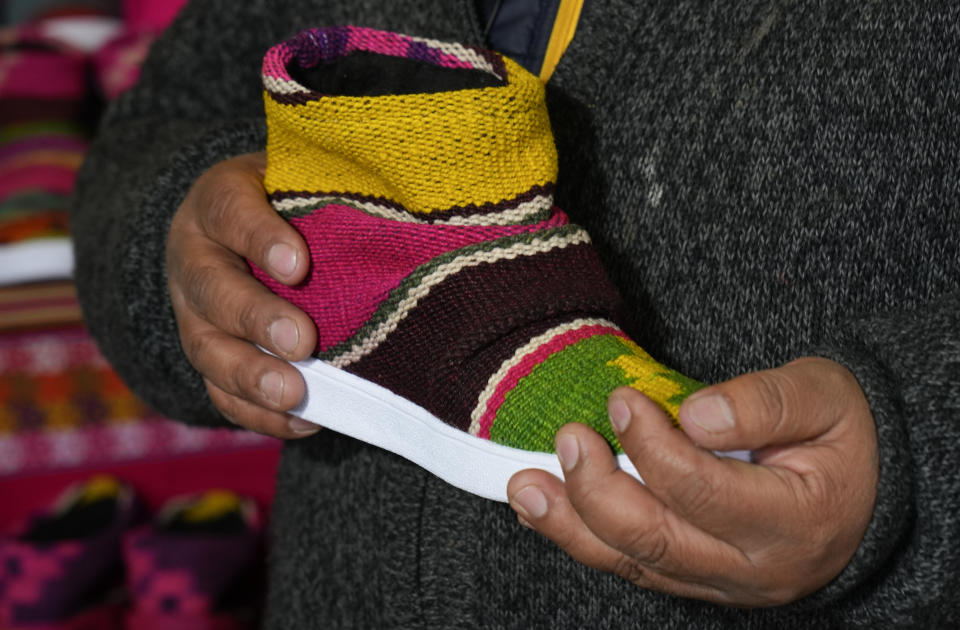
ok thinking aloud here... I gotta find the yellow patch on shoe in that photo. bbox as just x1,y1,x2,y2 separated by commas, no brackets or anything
606,338,705,423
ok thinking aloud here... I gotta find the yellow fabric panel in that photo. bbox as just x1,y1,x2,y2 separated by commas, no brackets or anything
264,54,556,215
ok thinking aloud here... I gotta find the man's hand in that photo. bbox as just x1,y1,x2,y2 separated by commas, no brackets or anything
507,357,878,607
166,152,320,438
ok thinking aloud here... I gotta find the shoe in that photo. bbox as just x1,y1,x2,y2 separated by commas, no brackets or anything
253,27,748,501
123,490,263,630
0,475,135,629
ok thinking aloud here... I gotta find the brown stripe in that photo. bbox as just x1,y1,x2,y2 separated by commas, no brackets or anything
0,281,82,331
0,99,87,124
268,183,555,222
0,305,84,331
266,90,321,106
0,295,78,314
0,280,77,304
346,242,626,431
475,47,508,81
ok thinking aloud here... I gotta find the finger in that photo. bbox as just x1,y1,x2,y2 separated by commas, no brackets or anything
506,469,739,605
174,299,307,410
205,378,321,439
676,357,860,453
609,387,801,543
552,422,750,583
193,153,309,285
173,233,317,361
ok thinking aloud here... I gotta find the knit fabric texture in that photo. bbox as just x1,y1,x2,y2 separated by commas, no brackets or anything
70,1,960,627
253,26,701,452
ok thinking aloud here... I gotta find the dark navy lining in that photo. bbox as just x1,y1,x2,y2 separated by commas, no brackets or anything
477,0,560,76
289,51,504,96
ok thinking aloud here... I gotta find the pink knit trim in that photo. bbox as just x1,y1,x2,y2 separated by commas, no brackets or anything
261,26,485,85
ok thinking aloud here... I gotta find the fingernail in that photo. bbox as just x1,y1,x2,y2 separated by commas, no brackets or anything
259,371,283,405
686,393,736,434
288,416,320,435
267,243,298,278
556,433,580,471
513,485,548,519
269,318,299,355
608,395,632,434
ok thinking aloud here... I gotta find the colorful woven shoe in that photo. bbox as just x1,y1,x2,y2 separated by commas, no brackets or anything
0,475,135,630
123,490,263,630
253,27,747,501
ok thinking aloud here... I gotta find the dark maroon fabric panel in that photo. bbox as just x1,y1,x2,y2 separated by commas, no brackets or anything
346,241,626,430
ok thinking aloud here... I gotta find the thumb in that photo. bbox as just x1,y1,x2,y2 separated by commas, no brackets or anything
677,357,857,452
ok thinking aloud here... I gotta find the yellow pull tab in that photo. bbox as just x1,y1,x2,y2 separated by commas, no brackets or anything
539,0,585,82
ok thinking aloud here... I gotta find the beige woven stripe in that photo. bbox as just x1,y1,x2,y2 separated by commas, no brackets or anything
262,75,309,95
466,317,621,436
272,194,552,225
330,229,591,368
407,35,497,76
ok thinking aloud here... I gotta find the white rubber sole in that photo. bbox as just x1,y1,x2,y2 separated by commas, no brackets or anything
290,357,749,502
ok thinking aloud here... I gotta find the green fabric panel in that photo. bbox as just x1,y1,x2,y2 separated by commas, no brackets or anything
489,333,635,452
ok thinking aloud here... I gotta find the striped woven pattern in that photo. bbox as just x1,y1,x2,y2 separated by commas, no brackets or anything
0,26,87,246
253,27,702,453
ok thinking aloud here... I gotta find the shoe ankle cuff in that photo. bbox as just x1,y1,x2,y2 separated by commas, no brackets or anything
261,26,557,219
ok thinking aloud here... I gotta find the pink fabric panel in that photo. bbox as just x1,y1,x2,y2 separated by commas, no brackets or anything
252,204,568,351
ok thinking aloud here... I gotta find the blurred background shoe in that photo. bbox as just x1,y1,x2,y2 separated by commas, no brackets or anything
0,474,136,629
123,489,264,630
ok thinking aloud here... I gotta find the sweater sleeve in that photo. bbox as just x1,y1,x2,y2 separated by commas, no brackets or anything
71,2,298,426
791,291,960,626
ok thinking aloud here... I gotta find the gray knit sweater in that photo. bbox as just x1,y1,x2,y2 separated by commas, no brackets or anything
71,1,960,627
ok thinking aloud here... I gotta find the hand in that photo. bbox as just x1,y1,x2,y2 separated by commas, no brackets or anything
166,152,320,438
506,357,878,607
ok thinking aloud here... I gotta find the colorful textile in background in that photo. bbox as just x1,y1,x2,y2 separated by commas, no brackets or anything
0,24,89,284
0,0,189,283
0,326,278,477
2,0,120,25
0,280,83,331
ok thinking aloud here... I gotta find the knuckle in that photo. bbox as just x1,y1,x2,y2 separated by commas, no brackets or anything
184,329,216,367
227,354,261,401
198,168,273,259
616,512,671,569
201,173,259,242
551,524,581,553
611,554,649,585
232,294,265,342
204,179,241,233
180,262,222,319
206,381,240,422
749,370,797,434
668,472,717,521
